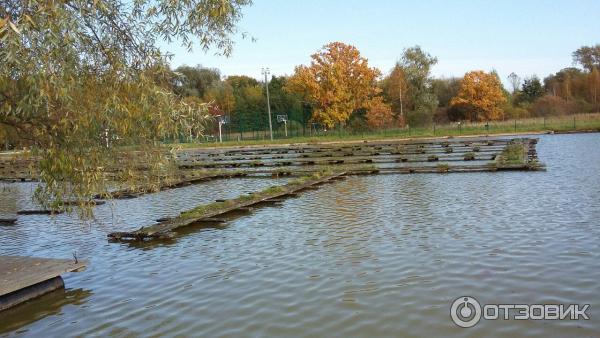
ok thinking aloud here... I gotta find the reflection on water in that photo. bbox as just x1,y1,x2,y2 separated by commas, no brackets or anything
0,185,18,216
1,134,600,337
0,288,92,335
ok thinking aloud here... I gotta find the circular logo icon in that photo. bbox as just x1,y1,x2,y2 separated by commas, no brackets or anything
450,296,482,328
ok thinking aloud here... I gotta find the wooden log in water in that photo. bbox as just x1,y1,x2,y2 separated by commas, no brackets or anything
0,218,17,225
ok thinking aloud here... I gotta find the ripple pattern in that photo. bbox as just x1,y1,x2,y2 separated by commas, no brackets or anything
1,134,600,337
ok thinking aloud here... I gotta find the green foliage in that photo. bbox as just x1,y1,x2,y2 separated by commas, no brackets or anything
407,108,434,127
173,65,221,98
517,76,544,104
400,46,439,112
573,44,600,72
432,77,461,107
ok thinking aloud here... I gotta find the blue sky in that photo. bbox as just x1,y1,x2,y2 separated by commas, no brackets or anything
161,0,600,87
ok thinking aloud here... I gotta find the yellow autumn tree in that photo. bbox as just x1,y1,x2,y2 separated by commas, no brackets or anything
450,71,507,121
366,97,394,129
382,64,409,120
287,42,381,128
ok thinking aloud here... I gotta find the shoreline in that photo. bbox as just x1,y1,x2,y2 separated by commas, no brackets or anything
181,129,599,152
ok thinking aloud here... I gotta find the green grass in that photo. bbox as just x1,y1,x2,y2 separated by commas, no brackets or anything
495,143,526,167
173,113,600,149
437,163,450,172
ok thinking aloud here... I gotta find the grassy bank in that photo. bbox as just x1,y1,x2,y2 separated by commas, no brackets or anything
178,113,600,149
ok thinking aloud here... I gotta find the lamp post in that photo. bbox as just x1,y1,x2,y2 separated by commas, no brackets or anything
262,67,274,141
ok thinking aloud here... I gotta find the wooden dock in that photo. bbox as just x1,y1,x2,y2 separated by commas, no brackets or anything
0,256,87,311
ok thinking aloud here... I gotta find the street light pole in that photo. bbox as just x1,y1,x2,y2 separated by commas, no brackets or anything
262,67,273,141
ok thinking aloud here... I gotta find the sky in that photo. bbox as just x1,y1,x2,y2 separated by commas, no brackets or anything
160,0,600,87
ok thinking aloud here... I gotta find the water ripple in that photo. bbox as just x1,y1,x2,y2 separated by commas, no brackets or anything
1,134,600,337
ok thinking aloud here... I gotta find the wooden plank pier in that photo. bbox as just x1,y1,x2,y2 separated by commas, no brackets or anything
0,256,87,311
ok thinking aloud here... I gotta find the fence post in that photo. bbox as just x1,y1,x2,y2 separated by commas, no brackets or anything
544,117,546,129
433,123,436,135
514,119,517,132
573,116,576,129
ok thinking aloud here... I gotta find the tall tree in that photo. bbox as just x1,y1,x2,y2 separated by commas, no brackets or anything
450,71,507,121
174,65,221,98
225,75,265,133
573,44,600,72
432,77,461,107
204,82,235,115
519,76,544,103
589,67,600,111
287,42,381,128
507,72,521,95
267,76,303,126
382,64,409,119
399,46,438,126
365,97,394,129
0,0,251,209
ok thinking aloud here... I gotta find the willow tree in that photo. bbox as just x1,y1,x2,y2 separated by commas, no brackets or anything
0,0,251,211
287,42,381,128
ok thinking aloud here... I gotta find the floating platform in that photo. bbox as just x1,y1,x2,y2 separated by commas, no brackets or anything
0,256,87,311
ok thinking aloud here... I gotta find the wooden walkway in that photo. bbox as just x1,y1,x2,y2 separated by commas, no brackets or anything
108,172,347,241
95,172,251,199
0,256,87,311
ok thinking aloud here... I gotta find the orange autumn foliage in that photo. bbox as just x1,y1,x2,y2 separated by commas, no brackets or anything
450,71,507,121
287,42,381,128
366,97,394,129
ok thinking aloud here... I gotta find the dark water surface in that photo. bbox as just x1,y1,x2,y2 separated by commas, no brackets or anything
1,134,599,337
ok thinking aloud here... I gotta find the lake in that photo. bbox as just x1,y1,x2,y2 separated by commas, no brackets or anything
1,133,599,337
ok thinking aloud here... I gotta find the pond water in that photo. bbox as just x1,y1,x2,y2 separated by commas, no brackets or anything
1,133,599,337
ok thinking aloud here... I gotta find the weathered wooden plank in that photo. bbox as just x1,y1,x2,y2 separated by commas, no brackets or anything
0,218,17,225
108,172,347,241
0,276,64,311
0,256,87,297
17,210,64,215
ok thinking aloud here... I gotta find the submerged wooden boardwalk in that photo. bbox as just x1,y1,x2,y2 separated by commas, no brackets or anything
107,138,543,242
108,171,347,241
0,256,87,311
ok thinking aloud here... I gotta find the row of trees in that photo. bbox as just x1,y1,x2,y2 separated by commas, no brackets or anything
503,46,600,119
173,43,600,135
170,67,309,136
